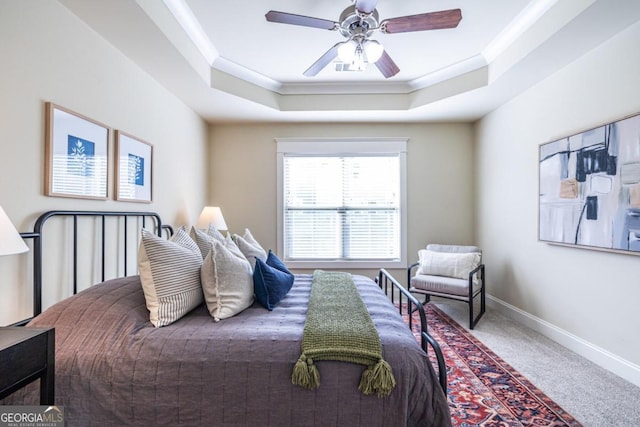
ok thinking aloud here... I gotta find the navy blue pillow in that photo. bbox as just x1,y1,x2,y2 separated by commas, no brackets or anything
266,250,291,274
253,254,294,310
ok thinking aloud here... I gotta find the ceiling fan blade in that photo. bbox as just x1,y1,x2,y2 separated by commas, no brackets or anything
381,9,462,34
265,11,337,30
354,0,378,14
375,51,400,78
303,43,342,77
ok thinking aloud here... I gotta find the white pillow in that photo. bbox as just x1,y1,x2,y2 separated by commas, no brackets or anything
417,249,480,279
138,228,203,327
201,240,254,321
206,223,226,242
190,226,247,262
242,228,263,251
224,232,246,260
233,229,267,270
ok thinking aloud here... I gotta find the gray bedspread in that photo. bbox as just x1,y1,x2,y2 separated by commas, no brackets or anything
3,274,451,426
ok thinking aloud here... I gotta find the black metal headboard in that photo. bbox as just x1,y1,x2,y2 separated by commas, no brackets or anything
16,210,173,326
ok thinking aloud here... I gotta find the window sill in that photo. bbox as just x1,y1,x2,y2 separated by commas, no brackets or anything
284,260,405,270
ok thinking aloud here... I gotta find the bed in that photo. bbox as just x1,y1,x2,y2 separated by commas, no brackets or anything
2,210,451,427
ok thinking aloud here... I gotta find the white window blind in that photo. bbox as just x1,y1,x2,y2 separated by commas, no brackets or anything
277,138,407,269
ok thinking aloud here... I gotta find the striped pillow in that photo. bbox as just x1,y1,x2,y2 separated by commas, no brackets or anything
190,226,216,259
138,228,203,327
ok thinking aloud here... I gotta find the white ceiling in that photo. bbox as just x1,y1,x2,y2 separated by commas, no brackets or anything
59,0,640,123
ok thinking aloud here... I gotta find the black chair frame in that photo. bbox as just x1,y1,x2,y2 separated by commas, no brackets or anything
408,262,486,329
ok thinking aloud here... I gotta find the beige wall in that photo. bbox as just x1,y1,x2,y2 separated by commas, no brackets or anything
0,1,208,324
475,21,640,383
208,122,475,280
4,0,636,390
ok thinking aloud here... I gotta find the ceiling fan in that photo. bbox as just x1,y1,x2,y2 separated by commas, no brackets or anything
265,0,462,78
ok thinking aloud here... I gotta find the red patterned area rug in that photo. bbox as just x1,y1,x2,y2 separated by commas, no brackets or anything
403,303,582,427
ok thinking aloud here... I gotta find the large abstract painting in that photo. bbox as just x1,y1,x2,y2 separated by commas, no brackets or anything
539,113,640,254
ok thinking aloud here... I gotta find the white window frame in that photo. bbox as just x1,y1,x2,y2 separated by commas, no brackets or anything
276,137,407,269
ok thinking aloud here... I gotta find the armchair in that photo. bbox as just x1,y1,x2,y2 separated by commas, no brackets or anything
408,244,485,329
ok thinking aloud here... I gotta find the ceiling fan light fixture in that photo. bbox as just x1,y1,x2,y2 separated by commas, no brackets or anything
364,40,384,63
338,40,357,63
266,2,462,78
352,44,366,71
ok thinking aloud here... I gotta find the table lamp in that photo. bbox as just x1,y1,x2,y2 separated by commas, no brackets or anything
196,206,227,231
0,205,28,256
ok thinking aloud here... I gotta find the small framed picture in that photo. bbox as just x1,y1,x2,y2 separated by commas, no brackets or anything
115,130,153,203
45,102,109,199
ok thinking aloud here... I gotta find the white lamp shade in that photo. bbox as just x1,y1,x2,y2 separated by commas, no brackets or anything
197,206,228,231
364,40,384,63
354,0,377,14
338,41,356,63
0,206,28,255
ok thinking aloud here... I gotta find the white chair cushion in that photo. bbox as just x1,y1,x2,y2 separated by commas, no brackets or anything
410,274,482,298
426,244,480,254
417,249,480,279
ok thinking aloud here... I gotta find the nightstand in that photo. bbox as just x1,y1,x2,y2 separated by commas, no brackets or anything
0,327,55,405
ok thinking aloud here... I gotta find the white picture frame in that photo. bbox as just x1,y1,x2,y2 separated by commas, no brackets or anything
45,102,109,199
115,130,153,203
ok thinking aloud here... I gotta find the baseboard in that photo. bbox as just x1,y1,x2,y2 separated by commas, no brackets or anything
486,294,640,389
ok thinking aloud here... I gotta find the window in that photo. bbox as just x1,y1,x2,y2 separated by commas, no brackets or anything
277,138,406,269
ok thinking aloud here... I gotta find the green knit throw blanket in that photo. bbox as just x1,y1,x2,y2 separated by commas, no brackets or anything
291,270,396,397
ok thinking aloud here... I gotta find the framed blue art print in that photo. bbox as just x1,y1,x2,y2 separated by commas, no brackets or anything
115,130,153,203
45,102,109,199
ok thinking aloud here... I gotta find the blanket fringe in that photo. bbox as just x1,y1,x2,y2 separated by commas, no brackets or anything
291,354,320,389
358,358,396,397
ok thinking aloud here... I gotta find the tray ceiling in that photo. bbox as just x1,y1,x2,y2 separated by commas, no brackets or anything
59,0,640,122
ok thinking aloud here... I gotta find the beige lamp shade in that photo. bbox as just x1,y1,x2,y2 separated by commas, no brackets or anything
197,206,228,231
0,205,28,255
